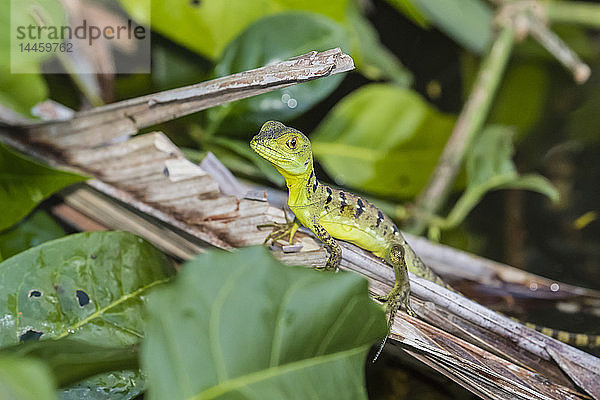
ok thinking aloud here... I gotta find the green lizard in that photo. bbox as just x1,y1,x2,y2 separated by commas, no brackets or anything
250,120,600,349
250,121,446,329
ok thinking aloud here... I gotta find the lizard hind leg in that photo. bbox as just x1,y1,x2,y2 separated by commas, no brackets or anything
375,244,416,325
373,244,415,361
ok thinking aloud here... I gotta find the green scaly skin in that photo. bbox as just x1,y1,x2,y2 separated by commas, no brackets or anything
251,121,600,350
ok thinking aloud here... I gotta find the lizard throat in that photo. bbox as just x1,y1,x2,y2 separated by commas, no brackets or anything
284,166,319,207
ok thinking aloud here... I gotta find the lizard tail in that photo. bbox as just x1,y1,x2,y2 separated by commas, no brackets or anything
407,248,600,349
403,244,600,349
521,321,600,348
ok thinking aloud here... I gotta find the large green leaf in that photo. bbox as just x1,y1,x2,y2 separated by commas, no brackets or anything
391,0,492,54
117,0,348,60
0,356,56,400
142,246,386,400
0,231,175,399
0,143,86,231
0,210,66,260
211,12,348,133
311,83,455,199
439,125,558,230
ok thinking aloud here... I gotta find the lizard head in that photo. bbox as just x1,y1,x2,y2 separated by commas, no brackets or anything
250,121,313,176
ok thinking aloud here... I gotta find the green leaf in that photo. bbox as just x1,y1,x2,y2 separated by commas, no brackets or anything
440,125,558,230
467,125,517,187
142,246,386,400
0,210,66,260
0,356,56,400
0,143,86,231
311,83,456,199
0,0,65,116
0,230,174,345
211,12,349,133
117,0,348,60
345,3,413,86
0,231,175,398
406,0,492,53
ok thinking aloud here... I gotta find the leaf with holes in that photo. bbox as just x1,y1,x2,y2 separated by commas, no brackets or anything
311,84,456,199
0,143,86,231
142,246,387,400
0,231,175,399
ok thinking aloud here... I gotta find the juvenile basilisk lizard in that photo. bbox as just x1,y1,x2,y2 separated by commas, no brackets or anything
251,120,600,349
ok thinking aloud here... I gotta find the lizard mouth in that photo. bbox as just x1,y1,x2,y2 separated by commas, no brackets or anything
250,140,294,166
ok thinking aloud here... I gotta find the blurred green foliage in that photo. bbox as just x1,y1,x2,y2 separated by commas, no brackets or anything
1,0,598,272
388,0,493,54
0,0,66,116
431,125,559,237
212,12,349,132
118,0,348,59
2,0,600,396
0,356,56,400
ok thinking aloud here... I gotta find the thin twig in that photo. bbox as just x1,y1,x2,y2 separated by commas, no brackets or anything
526,12,591,83
494,0,591,82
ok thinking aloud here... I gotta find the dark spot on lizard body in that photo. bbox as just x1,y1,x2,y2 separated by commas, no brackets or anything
354,198,365,219
325,187,332,204
339,191,348,212
376,210,384,227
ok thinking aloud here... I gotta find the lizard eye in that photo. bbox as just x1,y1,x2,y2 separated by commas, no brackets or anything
286,137,297,149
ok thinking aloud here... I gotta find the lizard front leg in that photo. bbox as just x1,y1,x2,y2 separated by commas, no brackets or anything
311,223,342,271
258,212,300,244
